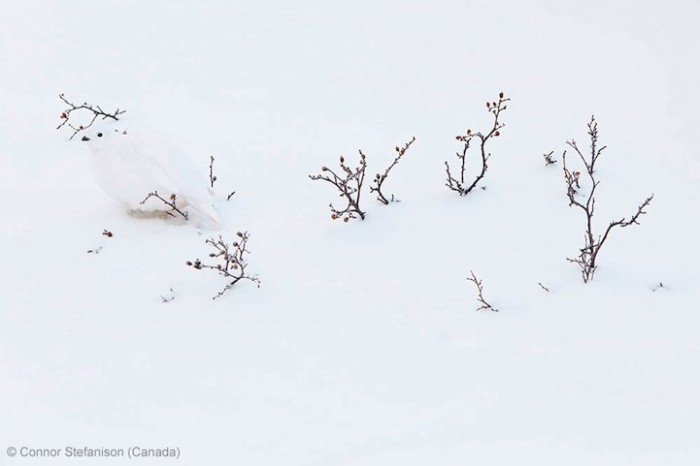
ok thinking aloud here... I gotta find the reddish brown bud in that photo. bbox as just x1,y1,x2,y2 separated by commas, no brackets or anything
499,92,504,99
494,131,500,137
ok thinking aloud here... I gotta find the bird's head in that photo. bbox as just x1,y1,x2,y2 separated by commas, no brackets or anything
80,119,128,150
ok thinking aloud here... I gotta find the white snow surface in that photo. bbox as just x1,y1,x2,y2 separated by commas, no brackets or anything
1,1,699,465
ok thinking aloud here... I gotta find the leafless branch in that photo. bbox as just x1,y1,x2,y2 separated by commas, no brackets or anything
140,191,189,219
226,191,236,201
538,282,550,292
370,137,415,205
445,92,509,196
466,270,499,312
209,156,217,188
187,231,261,299
309,151,367,221
56,93,125,140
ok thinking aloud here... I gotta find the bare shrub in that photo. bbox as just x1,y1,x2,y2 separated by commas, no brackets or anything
562,116,654,282
187,232,261,299
445,92,509,196
309,151,367,221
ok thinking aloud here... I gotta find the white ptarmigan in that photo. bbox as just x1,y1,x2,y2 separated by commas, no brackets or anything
80,120,220,229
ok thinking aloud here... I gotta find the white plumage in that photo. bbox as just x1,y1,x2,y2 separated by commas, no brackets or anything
80,120,220,229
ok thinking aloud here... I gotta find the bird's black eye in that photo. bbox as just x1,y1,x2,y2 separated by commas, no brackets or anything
97,132,103,138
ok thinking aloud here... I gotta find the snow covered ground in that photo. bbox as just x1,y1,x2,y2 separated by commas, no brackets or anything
1,1,699,464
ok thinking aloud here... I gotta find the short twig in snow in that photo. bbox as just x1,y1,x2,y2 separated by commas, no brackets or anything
538,282,551,292
87,228,113,254
209,156,217,188
140,191,189,219
543,151,557,166
466,270,499,312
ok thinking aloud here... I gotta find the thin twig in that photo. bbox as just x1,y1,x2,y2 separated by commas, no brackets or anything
140,191,189,219
370,137,415,204
209,156,217,188
466,270,499,312
57,94,125,140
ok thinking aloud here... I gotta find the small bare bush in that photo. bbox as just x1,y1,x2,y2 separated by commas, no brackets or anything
187,231,261,299
562,116,654,283
141,191,189,219
309,151,367,221
445,92,509,196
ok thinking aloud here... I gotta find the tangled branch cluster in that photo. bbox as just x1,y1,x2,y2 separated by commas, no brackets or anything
309,152,368,221
187,232,261,299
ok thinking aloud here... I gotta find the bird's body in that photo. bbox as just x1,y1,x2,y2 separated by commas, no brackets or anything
81,121,220,229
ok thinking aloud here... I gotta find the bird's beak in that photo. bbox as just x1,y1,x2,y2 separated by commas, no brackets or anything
81,135,90,141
